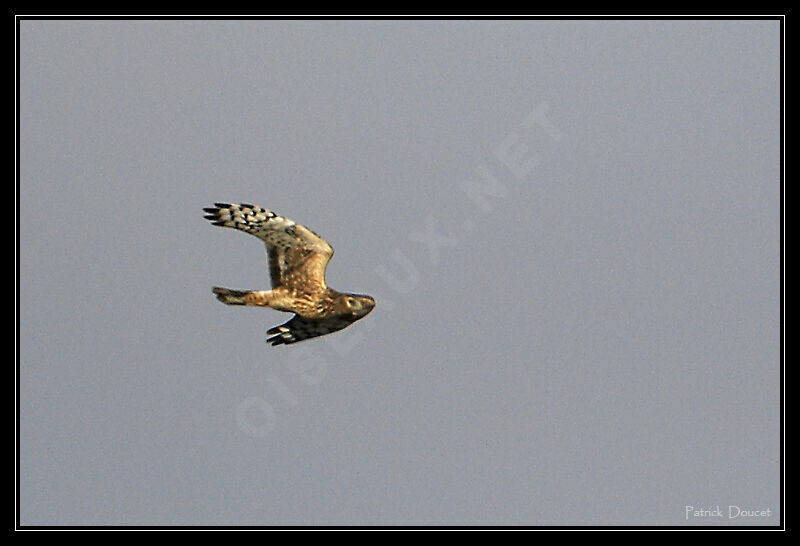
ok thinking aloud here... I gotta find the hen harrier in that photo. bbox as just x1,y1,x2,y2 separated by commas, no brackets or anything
203,203,375,345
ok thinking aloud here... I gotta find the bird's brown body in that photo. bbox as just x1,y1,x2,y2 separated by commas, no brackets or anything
217,285,350,318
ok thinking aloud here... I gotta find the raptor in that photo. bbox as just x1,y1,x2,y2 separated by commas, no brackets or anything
203,203,375,345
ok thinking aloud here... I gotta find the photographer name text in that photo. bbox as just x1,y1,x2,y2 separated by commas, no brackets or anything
685,505,773,520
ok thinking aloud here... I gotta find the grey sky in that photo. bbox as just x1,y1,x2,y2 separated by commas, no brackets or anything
19,19,781,526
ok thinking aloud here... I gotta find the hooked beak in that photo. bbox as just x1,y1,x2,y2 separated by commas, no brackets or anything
358,297,376,317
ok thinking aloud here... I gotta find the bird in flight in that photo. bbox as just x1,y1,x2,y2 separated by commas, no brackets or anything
203,203,375,345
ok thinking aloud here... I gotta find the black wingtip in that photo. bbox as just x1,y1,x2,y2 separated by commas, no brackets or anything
212,220,228,226
214,202,232,208
202,207,219,214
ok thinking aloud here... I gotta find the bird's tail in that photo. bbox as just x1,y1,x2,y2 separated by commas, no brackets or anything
212,286,250,305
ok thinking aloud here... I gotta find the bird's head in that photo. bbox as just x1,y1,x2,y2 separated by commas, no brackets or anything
336,293,376,319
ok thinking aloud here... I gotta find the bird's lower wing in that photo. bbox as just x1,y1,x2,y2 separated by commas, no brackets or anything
266,315,354,346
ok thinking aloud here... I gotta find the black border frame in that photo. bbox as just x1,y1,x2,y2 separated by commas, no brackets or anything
13,13,786,532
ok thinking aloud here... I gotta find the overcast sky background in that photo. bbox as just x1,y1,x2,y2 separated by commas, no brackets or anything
19,20,781,526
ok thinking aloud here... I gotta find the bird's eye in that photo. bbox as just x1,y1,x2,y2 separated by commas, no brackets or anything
347,298,361,310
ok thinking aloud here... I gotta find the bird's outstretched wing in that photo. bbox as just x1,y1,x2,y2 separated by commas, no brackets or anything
266,314,355,345
203,203,334,291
